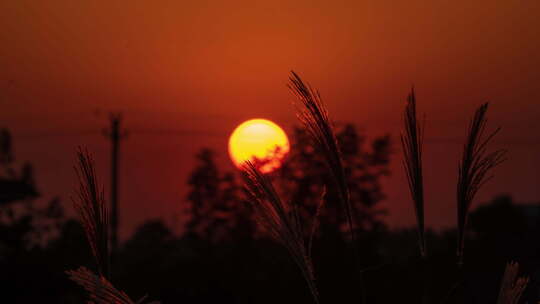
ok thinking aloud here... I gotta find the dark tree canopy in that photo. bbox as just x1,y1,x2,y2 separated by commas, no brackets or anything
0,129,39,206
185,124,392,241
0,129,62,249
185,148,255,242
278,124,391,236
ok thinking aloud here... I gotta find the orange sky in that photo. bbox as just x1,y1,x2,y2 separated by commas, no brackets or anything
1,1,539,237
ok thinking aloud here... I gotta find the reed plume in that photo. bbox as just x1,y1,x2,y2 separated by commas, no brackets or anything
456,103,506,266
496,262,528,304
72,147,110,279
288,70,363,302
242,161,321,304
400,87,426,257
66,267,158,304
288,71,350,227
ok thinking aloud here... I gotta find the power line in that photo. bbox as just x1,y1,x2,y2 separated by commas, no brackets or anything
13,130,102,140
129,128,223,137
10,129,540,146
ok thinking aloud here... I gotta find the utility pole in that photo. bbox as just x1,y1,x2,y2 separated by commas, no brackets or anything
104,113,127,255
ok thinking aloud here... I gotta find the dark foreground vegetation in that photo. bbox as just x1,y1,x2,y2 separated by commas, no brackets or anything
1,73,539,303
1,195,539,303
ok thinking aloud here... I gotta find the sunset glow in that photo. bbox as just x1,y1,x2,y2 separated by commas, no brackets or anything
228,119,290,173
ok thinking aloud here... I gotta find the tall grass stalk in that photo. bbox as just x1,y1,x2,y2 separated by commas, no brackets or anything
288,71,364,303
66,267,137,304
242,161,321,304
401,88,431,303
69,148,158,303
72,147,110,279
456,103,506,266
288,71,351,236
401,87,426,258
496,262,528,304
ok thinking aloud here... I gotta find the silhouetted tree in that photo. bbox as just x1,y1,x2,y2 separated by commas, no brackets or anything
278,124,391,237
185,125,391,244
0,129,63,249
469,195,528,237
467,195,536,263
0,128,13,164
0,129,72,303
185,148,254,242
0,129,38,205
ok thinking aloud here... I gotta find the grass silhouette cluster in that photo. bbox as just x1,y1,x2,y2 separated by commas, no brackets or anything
68,148,158,303
64,72,530,304
242,161,321,303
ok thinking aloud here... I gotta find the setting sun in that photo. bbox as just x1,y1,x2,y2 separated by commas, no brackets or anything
228,119,290,173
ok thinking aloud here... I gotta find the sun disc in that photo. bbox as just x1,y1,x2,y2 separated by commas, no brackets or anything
228,119,290,173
